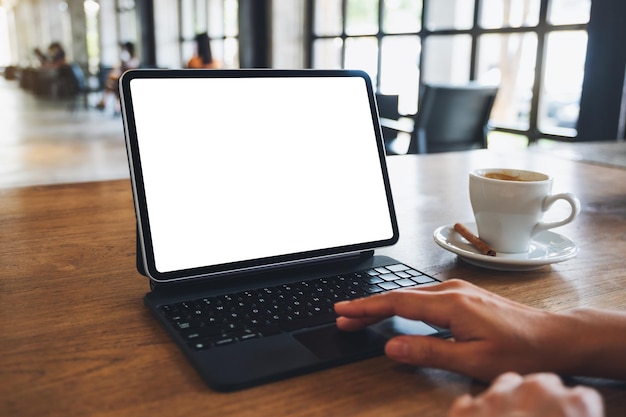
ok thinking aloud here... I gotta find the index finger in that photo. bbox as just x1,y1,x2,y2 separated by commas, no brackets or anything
334,283,464,330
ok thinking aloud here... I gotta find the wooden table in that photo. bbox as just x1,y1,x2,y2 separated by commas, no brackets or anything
532,140,626,170
2,150,625,417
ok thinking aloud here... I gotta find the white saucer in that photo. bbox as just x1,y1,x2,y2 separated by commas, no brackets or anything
433,223,578,271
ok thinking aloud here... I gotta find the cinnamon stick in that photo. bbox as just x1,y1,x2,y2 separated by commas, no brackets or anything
453,223,496,256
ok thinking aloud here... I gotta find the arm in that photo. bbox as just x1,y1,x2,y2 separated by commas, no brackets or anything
334,279,626,381
447,372,604,417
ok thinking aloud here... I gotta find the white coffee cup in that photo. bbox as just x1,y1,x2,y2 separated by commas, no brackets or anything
469,168,581,253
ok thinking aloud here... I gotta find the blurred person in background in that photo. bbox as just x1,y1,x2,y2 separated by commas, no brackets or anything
96,41,140,111
187,33,220,69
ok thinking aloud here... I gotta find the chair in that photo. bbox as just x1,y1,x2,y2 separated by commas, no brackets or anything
375,93,400,121
406,83,498,154
375,93,400,141
58,63,101,112
376,93,414,155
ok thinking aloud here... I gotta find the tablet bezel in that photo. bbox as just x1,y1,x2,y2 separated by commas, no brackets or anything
120,69,399,283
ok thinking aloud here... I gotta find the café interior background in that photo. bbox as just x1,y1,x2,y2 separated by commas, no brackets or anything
0,0,624,188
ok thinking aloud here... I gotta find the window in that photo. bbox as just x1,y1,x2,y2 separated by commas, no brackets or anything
178,0,239,68
476,32,537,131
95,0,239,70
84,0,101,73
117,0,138,45
310,0,591,144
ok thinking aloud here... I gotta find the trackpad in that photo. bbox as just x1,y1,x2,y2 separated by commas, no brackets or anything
293,317,438,361
293,325,386,361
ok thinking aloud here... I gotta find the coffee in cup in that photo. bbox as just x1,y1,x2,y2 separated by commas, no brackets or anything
469,168,580,253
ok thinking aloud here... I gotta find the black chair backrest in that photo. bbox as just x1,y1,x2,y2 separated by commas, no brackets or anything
56,63,88,97
375,93,400,120
68,63,88,92
375,93,401,147
408,84,498,154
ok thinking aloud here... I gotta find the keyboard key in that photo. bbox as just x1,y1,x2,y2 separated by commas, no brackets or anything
189,341,211,350
364,276,384,284
183,332,202,340
387,264,409,272
412,275,436,284
395,278,417,287
279,311,337,332
378,281,400,290
214,337,235,347
239,332,259,341
379,273,399,282
363,285,384,294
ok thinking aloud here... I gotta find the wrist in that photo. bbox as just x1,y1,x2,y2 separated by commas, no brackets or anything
552,308,626,380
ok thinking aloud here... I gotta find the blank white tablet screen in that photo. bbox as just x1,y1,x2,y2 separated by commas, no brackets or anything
129,75,394,273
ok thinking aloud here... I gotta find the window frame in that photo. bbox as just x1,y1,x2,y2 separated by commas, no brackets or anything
307,0,591,144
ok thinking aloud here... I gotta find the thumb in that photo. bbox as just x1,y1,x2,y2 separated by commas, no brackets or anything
385,335,478,375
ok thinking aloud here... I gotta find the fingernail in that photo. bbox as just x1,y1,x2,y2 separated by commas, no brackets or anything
386,339,408,359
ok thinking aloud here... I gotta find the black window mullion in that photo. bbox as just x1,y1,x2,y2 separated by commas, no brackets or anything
527,0,550,143
304,0,314,68
341,0,347,68
376,0,385,90
418,0,430,89
177,0,185,66
469,0,481,81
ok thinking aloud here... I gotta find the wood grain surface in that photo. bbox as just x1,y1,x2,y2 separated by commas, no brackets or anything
1,149,625,417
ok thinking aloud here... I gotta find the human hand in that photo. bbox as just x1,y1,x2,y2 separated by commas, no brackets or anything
448,372,604,417
334,279,580,381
